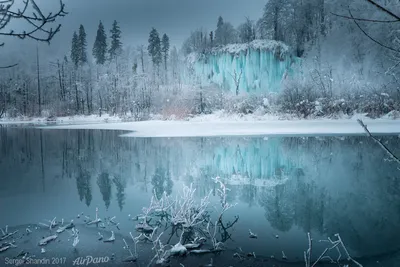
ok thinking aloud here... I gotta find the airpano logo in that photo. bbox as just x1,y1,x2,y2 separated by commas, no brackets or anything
72,256,110,266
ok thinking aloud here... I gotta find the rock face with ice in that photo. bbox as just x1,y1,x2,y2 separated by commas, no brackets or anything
184,40,297,93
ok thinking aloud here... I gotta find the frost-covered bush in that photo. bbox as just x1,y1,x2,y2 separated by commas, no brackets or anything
278,79,318,118
220,94,271,115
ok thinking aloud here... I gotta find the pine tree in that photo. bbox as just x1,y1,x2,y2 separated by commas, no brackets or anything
71,31,80,67
92,21,107,65
148,28,162,69
78,25,87,64
109,20,122,60
209,31,214,47
161,33,170,82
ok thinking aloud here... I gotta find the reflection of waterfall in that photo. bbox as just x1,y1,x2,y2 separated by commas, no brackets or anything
97,172,112,210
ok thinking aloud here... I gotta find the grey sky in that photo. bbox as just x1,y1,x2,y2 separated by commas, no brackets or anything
0,0,266,64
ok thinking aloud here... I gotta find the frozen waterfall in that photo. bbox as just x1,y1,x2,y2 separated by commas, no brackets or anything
184,40,297,94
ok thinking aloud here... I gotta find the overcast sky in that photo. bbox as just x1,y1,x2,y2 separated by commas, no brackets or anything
0,0,266,65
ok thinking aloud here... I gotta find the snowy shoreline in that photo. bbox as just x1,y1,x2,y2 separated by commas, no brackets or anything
41,118,400,137
1,112,400,137
42,119,400,137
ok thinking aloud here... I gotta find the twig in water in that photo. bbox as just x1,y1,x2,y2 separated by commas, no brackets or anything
357,119,400,166
248,229,257,238
87,207,102,225
72,228,79,247
103,231,115,242
305,233,363,267
122,238,137,262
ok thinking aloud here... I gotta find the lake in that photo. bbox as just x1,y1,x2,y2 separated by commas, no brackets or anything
0,127,399,266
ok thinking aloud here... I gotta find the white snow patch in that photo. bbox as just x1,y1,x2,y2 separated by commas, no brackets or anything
212,39,289,55
186,39,289,64
41,118,400,137
4,110,400,137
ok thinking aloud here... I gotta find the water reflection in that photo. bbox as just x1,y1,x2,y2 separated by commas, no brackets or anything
0,128,399,259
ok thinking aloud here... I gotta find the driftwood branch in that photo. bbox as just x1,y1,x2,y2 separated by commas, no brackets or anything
365,0,400,21
357,119,400,166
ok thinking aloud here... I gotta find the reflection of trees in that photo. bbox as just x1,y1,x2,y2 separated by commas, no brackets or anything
151,167,173,200
113,175,126,211
259,185,294,232
278,136,400,255
76,165,92,207
97,172,112,210
239,184,257,207
3,127,400,257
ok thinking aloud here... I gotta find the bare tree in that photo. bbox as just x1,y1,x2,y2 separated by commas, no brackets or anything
229,69,243,96
331,1,399,53
0,0,67,68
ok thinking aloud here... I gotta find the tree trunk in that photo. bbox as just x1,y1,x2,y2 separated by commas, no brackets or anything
98,91,103,117
23,82,27,115
57,60,63,101
274,6,279,41
36,46,42,116
86,85,90,114
140,46,145,73
74,71,80,113
164,54,168,84
61,62,66,101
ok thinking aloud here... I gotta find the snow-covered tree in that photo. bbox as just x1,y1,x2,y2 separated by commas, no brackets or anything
70,32,80,68
92,21,108,65
215,16,237,46
109,20,122,60
78,25,88,65
161,34,170,83
148,28,162,74
238,17,255,43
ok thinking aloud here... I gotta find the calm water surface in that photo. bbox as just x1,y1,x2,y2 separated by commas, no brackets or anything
0,127,399,266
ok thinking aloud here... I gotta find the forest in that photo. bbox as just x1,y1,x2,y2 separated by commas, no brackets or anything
0,0,399,120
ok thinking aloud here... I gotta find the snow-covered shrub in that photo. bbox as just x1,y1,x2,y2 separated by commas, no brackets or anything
278,79,318,118
221,94,268,115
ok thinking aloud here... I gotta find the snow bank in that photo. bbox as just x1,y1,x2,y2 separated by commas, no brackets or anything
0,114,122,125
41,117,400,138
186,40,289,64
211,39,289,56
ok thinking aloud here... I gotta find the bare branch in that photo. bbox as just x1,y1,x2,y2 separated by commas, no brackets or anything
0,63,17,69
365,0,400,21
330,12,399,23
348,9,400,53
0,0,67,46
357,119,400,166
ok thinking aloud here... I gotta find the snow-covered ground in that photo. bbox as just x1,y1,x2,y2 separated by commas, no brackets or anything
40,117,400,138
2,111,400,137
0,114,122,125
